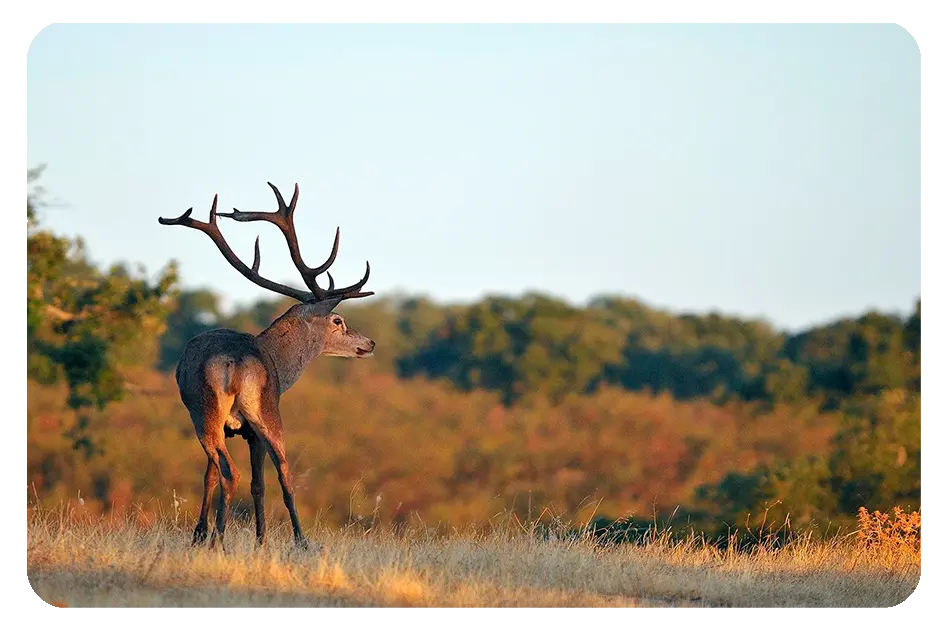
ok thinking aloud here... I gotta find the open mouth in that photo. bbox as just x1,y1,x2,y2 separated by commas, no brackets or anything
355,347,373,357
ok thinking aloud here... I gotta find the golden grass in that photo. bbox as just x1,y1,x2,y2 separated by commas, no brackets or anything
27,503,919,608
856,507,921,553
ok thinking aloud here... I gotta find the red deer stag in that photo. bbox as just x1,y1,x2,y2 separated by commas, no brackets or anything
158,182,375,549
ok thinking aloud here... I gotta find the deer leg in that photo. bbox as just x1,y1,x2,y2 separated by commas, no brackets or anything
193,455,219,546
212,442,241,549
266,439,309,550
247,432,267,546
243,407,309,550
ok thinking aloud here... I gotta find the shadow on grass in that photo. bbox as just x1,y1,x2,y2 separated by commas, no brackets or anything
28,568,379,607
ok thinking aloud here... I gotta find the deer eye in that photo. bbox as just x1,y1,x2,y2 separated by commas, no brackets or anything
333,318,343,326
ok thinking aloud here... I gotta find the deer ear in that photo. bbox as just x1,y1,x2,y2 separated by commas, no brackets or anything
308,297,343,315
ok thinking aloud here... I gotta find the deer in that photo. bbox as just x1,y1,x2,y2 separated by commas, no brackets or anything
158,182,376,550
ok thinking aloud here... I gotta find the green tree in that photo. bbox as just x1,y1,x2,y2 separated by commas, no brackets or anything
784,306,920,405
27,167,178,456
696,389,920,529
828,390,920,514
158,288,223,370
398,294,625,404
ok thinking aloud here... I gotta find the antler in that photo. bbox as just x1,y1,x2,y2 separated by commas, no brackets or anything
216,183,372,301
158,186,373,305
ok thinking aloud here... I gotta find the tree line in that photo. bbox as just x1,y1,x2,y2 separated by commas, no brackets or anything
160,287,920,412
27,170,920,534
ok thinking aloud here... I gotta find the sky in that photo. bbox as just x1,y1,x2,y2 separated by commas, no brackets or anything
26,24,920,331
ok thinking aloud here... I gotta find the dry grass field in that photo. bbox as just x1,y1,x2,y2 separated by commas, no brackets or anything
27,503,920,608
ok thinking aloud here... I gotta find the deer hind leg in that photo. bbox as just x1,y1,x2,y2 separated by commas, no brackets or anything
189,402,223,547
193,454,219,546
194,389,240,549
211,441,241,549
243,408,309,550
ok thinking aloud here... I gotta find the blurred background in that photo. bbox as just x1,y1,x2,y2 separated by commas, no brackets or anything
27,24,920,536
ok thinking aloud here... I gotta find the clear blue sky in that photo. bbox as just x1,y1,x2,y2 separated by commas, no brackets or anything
27,24,920,330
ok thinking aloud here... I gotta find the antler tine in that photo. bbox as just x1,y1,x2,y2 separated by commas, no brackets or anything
266,181,293,216
322,261,372,299
171,184,373,306
158,207,195,225
309,227,341,277
252,236,261,273
318,265,374,299
216,182,332,294
157,194,313,303
288,182,300,212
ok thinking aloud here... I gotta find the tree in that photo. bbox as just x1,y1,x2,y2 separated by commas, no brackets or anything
695,388,920,530
397,293,625,405
27,167,178,456
158,288,223,370
828,390,920,514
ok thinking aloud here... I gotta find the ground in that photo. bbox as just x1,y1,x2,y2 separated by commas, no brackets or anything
27,506,919,608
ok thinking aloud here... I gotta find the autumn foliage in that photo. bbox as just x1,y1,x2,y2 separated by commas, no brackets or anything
26,169,920,538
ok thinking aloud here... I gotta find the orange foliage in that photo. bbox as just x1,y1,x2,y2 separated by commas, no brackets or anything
27,365,840,529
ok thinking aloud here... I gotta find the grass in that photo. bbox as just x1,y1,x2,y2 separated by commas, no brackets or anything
27,501,919,608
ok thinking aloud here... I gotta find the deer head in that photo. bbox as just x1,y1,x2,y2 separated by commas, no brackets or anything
158,182,376,357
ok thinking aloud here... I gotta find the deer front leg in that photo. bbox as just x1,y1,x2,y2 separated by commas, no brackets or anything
248,433,267,546
245,405,310,550
268,441,309,550
260,428,309,549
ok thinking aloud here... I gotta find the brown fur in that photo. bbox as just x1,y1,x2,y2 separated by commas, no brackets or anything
175,309,374,549
159,182,376,549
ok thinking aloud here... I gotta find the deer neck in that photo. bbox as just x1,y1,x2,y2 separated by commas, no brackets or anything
255,309,326,395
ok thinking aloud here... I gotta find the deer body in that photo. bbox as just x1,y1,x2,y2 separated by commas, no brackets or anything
159,183,376,548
